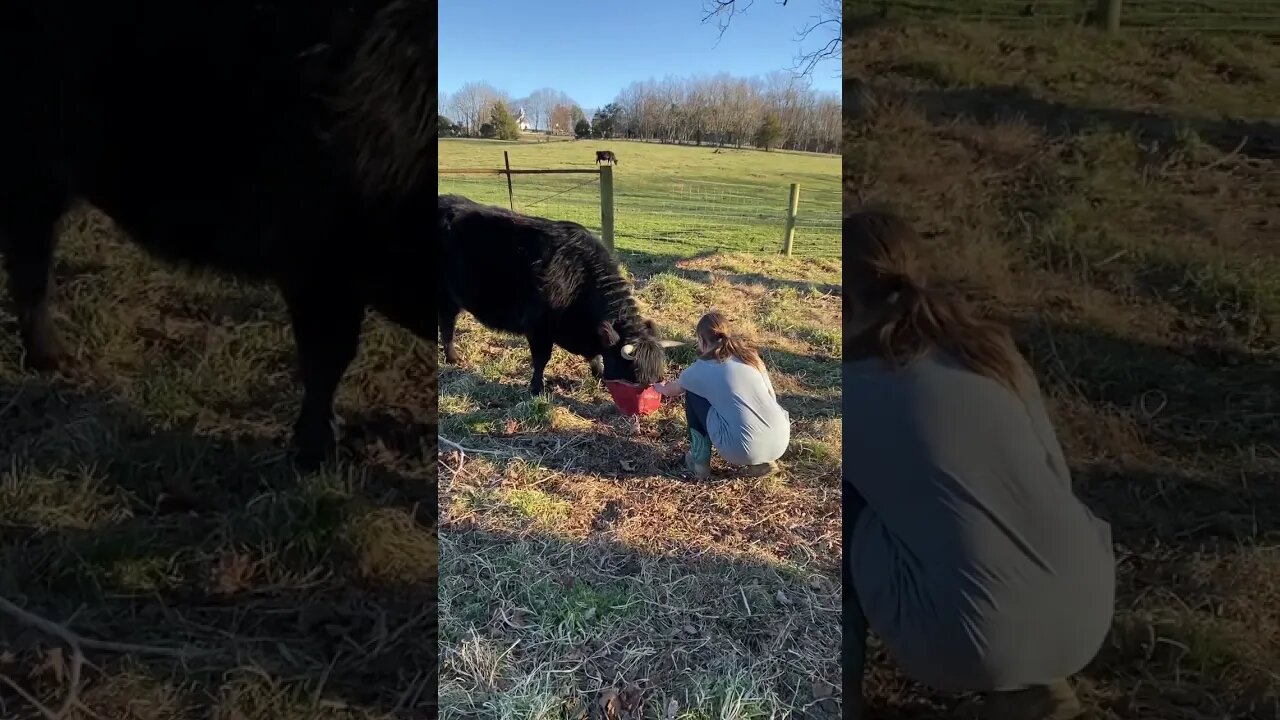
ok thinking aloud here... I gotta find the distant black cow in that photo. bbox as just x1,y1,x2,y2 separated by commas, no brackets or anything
438,195,680,395
595,150,618,165
0,0,434,469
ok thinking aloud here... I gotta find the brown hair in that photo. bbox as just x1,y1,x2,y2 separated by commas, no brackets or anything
843,209,1028,391
696,311,766,374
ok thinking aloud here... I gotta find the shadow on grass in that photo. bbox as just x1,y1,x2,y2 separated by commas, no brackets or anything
437,526,841,719
617,247,843,297
0,377,436,719
439,360,839,492
441,347,837,421
1019,318,1280,465
862,81,1280,160
840,320,1279,717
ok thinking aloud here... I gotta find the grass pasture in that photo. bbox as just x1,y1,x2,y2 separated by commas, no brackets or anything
438,138,843,718
0,210,436,718
438,138,841,257
847,19,1280,719
848,0,1280,34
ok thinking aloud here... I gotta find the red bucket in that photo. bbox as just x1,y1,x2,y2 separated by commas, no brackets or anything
604,379,662,417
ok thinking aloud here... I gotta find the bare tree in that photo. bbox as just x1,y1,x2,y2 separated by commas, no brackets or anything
549,103,577,135
700,0,840,79
790,0,841,78
525,88,561,132
450,81,504,135
447,72,838,152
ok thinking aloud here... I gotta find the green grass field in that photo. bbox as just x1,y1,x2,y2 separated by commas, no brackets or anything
439,138,841,257
438,138,843,718
848,19,1279,719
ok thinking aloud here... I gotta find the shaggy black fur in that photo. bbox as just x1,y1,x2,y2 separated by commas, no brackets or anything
0,0,435,468
595,150,618,165
437,195,677,395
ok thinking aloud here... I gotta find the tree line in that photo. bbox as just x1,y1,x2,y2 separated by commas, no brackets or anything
439,72,840,154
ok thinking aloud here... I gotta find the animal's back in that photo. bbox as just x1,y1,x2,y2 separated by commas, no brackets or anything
0,0,412,279
438,196,608,333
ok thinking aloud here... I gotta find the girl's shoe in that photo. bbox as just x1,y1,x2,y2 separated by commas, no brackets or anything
741,461,778,478
684,451,711,479
685,428,712,479
979,678,1084,720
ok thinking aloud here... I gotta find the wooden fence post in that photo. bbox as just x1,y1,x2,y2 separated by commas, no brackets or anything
503,151,516,211
600,164,615,253
781,183,800,256
1095,0,1122,32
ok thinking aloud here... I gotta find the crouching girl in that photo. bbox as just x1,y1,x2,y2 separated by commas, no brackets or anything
653,311,790,479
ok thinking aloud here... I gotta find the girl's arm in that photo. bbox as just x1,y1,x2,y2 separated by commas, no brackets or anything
653,378,685,397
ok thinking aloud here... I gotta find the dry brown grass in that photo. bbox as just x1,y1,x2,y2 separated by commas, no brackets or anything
0,208,436,719
438,251,842,719
846,18,1280,720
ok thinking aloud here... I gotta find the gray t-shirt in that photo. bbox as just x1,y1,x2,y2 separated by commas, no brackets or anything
678,357,791,465
844,351,1115,692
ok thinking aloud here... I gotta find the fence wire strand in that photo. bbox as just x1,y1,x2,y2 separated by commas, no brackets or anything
438,170,840,257
523,176,600,209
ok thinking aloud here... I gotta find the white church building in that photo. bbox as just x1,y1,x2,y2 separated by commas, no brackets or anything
514,106,532,132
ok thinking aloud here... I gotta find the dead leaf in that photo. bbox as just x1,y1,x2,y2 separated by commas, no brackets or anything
598,689,621,720
504,418,519,434
619,459,636,471
664,698,679,720
775,589,791,605
682,624,697,636
38,646,66,684
620,683,643,711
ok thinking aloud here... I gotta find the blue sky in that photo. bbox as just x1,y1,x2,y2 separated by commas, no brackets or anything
439,0,840,111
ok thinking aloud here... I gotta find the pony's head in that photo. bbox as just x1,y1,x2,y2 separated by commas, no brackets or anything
598,318,682,385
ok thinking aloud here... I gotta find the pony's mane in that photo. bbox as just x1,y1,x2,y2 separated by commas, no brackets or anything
329,0,434,201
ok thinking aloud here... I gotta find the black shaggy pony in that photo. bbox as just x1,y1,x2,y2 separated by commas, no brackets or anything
0,0,434,468
437,195,681,395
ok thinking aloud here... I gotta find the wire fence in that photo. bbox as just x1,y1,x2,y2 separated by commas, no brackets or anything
437,170,841,258
850,1,1280,34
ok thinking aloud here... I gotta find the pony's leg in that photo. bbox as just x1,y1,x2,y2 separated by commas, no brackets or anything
0,184,71,371
527,326,554,395
282,280,364,470
439,294,461,364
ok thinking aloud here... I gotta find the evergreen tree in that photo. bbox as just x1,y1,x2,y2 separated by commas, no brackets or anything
488,101,522,141
754,114,783,151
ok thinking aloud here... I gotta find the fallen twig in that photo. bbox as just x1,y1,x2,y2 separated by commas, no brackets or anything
0,671,60,720
0,595,84,720
0,595,213,719
1201,134,1249,172
438,435,511,456
0,386,24,420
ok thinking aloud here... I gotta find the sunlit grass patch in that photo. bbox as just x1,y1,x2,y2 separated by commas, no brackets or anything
437,244,841,717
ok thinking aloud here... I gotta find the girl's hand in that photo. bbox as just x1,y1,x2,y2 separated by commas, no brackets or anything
653,379,685,397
